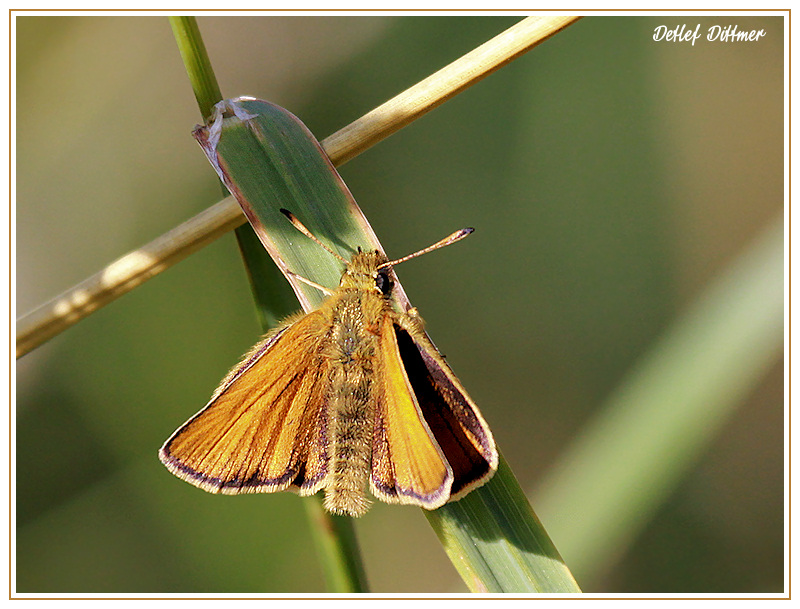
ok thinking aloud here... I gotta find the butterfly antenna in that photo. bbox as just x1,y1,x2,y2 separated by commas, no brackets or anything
378,227,474,269
280,209,347,263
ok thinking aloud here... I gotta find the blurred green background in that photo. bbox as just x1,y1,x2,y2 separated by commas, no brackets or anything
16,15,784,593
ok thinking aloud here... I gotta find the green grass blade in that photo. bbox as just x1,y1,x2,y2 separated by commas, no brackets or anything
168,16,223,121
428,454,581,592
194,97,580,593
193,98,386,311
169,19,367,593
304,497,370,593
534,215,784,583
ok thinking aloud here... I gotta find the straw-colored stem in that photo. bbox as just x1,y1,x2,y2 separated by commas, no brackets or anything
16,198,245,357
15,15,581,358
325,15,581,165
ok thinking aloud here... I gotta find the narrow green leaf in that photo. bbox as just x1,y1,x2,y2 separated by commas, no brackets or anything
234,224,300,329
428,454,581,592
168,16,223,121
304,496,370,593
193,98,387,311
170,20,367,593
193,97,580,593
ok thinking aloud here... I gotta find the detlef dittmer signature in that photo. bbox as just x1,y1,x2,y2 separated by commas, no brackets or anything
653,24,767,46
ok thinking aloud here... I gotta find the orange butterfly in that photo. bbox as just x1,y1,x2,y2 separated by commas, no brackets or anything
159,210,497,517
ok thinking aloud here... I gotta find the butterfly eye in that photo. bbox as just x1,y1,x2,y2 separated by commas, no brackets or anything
375,271,393,295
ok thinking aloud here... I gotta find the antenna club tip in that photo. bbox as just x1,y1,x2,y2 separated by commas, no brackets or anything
279,208,293,219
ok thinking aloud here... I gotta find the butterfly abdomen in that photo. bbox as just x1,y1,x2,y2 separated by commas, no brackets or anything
322,292,380,517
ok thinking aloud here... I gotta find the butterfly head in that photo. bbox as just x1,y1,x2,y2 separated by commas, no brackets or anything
278,209,472,300
341,250,395,296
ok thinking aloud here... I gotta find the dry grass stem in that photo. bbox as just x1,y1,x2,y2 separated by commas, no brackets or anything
16,15,581,358
16,197,245,357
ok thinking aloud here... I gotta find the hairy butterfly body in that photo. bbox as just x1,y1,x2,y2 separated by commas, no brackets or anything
159,213,497,517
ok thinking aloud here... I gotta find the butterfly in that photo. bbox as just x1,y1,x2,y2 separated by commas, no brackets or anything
159,209,497,517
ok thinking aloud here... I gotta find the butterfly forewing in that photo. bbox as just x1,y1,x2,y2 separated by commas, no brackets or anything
159,311,332,495
370,315,453,509
396,323,498,499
